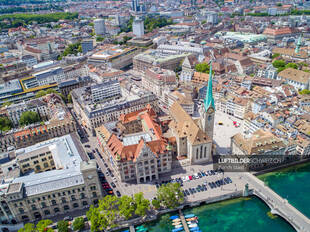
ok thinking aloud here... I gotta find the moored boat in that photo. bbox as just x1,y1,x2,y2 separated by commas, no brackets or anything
184,214,195,219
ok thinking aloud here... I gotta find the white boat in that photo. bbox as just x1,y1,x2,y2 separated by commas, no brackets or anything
172,218,181,222
174,225,183,229
172,222,181,226
188,223,198,228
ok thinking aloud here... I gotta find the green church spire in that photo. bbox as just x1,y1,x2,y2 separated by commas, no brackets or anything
295,34,302,54
204,62,215,112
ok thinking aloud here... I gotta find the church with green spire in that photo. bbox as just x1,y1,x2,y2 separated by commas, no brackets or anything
199,62,215,141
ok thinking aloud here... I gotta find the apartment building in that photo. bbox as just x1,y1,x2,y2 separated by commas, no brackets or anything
0,134,102,224
72,79,157,129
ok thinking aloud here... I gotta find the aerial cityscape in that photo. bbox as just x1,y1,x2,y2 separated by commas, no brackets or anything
0,0,310,231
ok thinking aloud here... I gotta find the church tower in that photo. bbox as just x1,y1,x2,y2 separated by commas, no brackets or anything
199,62,215,140
295,34,302,54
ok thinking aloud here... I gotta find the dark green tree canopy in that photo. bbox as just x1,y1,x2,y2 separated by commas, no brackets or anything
72,217,85,231
0,117,12,131
19,111,40,126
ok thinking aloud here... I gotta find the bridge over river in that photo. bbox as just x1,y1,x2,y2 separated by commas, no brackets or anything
241,173,310,232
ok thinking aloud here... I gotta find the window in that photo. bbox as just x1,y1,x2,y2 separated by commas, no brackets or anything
82,201,88,206
71,195,76,201
64,205,69,211
44,210,50,215
73,203,79,208
90,186,96,191
19,208,24,214
54,208,60,213
41,202,46,208
51,200,56,206
92,192,97,198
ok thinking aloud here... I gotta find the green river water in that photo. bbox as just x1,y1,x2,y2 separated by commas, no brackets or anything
141,162,310,232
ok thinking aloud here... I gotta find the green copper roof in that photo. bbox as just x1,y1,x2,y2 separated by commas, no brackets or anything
295,34,302,54
204,62,215,111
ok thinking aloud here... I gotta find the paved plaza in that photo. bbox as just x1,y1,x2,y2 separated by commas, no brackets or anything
213,111,243,154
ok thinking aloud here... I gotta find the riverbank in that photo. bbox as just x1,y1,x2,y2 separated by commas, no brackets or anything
115,161,310,232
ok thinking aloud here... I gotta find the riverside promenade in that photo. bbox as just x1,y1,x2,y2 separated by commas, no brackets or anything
241,173,310,232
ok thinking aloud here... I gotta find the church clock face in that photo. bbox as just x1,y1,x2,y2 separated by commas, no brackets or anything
207,108,214,114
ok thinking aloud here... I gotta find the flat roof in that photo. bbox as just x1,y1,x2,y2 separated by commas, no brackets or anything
13,134,84,196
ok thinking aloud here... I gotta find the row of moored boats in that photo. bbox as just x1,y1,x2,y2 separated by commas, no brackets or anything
170,213,202,232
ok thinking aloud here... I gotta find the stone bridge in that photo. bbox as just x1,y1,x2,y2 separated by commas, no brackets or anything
241,173,310,232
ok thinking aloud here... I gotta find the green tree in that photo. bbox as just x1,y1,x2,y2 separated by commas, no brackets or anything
0,117,12,131
35,90,47,98
134,192,150,217
36,219,53,232
299,89,310,95
2,101,12,107
19,111,40,126
18,223,36,232
156,183,184,209
285,63,298,69
195,63,212,74
151,199,160,210
272,60,286,68
86,195,119,231
67,92,72,103
72,217,85,231
271,53,280,59
119,195,135,220
96,36,104,42
57,220,69,232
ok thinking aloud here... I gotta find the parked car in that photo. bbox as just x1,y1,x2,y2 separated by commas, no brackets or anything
64,216,73,221
116,191,121,197
111,182,116,188
85,144,90,148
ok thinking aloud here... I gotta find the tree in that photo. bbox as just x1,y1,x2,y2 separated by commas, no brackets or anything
36,219,53,232
19,111,40,126
87,205,109,232
151,199,160,210
299,89,310,95
86,195,119,231
57,220,69,232
18,223,36,232
36,90,47,98
2,101,12,107
96,36,104,42
272,60,286,68
119,195,135,220
195,63,212,74
156,183,184,209
67,92,72,103
271,53,280,59
285,63,298,69
72,217,85,231
0,117,12,131
134,192,150,217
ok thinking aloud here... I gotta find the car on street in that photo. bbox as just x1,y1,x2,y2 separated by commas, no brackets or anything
105,171,110,176
111,182,116,188
64,216,73,221
85,144,90,148
116,190,121,197
188,175,193,180
185,189,190,195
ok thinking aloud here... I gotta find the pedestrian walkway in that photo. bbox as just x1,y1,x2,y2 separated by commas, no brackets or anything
129,225,135,232
178,209,190,232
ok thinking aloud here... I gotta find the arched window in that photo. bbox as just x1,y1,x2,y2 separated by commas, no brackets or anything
196,148,198,159
200,146,203,159
204,147,207,158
